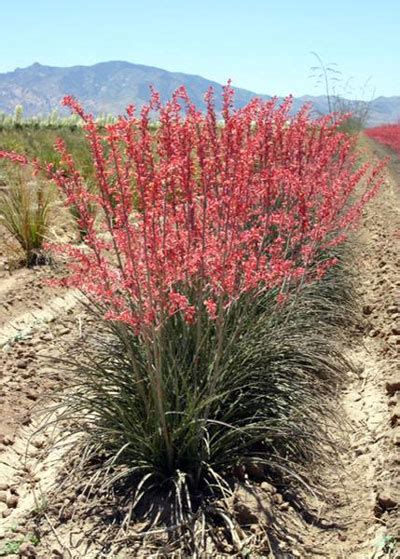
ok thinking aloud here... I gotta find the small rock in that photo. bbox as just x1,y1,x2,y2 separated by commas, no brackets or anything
245,463,265,480
2,509,11,518
3,435,14,446
234,486,271,526
261,482,276,494
356,363,365,374
0,492,7,503
387,336,400,346
376,486,400,510
28,448,39,459
369,328,381,338
18,542,37,557
390,405,400,426
31,436,46,449
40,332,53,341
386,377,400,395
26,391,38,402
17,360,29,369
0,483,8,491
59,508,72,521
273,493,284,505
392,429,400,446
21,415,31,426
6,495,18,508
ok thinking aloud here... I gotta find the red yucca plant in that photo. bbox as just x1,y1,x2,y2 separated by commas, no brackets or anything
366,123,400,156
0,85,386,549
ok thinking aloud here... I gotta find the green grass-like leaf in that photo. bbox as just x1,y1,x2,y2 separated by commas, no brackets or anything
50,245,357,554
0,166,55,265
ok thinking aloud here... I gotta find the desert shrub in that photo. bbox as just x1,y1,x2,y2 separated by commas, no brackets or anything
0,127,97,241
0,165,55,266
0,85,385,550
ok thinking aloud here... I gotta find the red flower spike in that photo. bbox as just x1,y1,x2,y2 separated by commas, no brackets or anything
0,86,386,332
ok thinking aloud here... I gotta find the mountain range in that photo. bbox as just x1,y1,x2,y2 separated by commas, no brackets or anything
0,61,398,126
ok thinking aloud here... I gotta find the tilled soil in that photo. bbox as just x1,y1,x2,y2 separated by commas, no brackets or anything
303,140,400,558
0,139,399,558
0,265,80,437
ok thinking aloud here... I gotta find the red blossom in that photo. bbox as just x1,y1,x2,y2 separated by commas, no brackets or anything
0,86,386,330
204,299,218,320
366,124,400,156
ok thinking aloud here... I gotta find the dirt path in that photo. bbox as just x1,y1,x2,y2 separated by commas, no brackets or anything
0,269,85,557
304,141,400,558
0,267,81,436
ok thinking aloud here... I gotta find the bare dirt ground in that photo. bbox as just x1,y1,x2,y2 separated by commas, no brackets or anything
0,139,399,558
301,140,400,558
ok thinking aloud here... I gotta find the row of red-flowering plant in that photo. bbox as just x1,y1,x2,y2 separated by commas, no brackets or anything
0,84,385,332
366,123,400,156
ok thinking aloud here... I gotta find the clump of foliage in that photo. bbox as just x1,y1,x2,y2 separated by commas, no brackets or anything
0,165,55,266
0,105,116,130
366,123,400,156
0,85,385,552
0,127,98,242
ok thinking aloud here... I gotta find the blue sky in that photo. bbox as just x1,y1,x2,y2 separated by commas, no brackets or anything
1,0,399,97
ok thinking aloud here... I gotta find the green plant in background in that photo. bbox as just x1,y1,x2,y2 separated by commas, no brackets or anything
0,166,55,266
29,534,40,547
310,52,341,114
374,534,397,558
0,105,118,131
0,127,97,243
13,105,24,129
0,534,40,557
0,539,24,556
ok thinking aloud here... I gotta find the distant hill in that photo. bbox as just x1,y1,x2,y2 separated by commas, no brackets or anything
0,61,398,126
